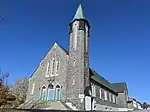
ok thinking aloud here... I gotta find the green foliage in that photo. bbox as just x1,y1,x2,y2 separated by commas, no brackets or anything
0,79,16,108
11,77,28,108
0,76,29,108
143,102,148,109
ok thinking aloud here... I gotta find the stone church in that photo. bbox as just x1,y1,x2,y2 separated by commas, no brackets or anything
25,4,129,111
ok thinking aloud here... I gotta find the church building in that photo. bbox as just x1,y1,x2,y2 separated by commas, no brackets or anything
25,4,129,111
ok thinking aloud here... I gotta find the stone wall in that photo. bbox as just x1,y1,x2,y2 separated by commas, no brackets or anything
26,43,68,102
117,93,128,108
66,19,90,110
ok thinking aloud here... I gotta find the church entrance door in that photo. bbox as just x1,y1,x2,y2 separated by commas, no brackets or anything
85,96,91,110
47,89,54,101
47,84,54,101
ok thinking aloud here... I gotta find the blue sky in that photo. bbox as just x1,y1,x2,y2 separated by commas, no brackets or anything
0,0,150,102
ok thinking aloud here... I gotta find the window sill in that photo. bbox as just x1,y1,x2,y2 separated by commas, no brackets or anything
45,76,50,78
91,95,96,97
45,75,54,78
55,74,59,77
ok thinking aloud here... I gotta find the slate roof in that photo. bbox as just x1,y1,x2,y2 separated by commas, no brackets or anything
111,82,128,93
90,68,128,95
29,42,127,95
90,68,117,94
73,4,85,21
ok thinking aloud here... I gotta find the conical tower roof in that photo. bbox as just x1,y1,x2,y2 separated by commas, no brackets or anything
73,4,85,21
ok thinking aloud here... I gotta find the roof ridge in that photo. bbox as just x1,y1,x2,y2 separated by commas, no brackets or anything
90,68,117,93
55,42,69,55
90,68,110,83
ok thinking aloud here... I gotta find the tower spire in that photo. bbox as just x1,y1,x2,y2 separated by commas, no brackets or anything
73,4,85,21
67,3,90,110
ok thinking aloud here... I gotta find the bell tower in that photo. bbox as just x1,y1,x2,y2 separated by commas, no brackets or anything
66,4,90,110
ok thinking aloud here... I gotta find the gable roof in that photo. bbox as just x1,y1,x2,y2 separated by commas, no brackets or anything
90,68,117,94
30,42,68,78
111,82,128,93
56,43,69,55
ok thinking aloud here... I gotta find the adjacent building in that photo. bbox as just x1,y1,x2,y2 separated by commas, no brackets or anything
25,4,130,111
127,98,142,110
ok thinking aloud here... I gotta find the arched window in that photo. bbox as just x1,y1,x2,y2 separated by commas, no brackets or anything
85,26,88,52
55,85,61,101
73,59,76,67
104,90,107,101
46,61,51,77
72,76,75,85
47,84,54,101
73,23,78,50
31,82,35,95
112,95,115,103
99,88,102,99
55,58,60,76
51,57,55,77
41,86,46,101
91,83,96,97
109,93,111,102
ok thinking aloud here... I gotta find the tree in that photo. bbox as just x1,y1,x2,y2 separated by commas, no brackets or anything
0,78,16,108
0,79,9,107
11,77,28,108
143,102,148,109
